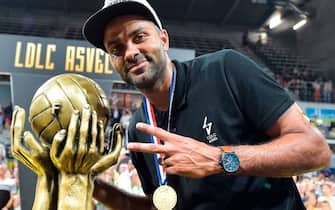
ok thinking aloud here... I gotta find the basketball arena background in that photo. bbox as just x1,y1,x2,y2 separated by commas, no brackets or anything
0,0,335,209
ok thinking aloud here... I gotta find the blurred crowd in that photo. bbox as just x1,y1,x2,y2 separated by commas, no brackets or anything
94,148,144,210
275,68,333,103
0,102,20,210
295,170,335,210
275,68,335,140
93,93,144,209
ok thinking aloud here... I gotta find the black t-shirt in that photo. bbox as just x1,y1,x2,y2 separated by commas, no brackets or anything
128,49,305,210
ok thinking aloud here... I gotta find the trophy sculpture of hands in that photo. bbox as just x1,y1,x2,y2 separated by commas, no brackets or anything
11,107,58,210
11,74,123,210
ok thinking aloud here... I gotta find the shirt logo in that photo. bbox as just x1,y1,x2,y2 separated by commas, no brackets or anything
202,116,218,143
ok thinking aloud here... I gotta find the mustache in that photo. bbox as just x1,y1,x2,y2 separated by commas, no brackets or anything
125,54,149,71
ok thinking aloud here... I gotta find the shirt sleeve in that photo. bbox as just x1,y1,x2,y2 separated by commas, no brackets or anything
223,50,294,131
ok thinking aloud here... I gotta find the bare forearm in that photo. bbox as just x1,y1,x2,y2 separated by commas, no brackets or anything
93,179,154,210
214,131,331,177
210,105,333,177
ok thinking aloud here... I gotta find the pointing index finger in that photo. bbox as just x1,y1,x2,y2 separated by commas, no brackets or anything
136,122,174,142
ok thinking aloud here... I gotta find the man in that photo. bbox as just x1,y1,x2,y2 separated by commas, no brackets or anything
82,0,332,209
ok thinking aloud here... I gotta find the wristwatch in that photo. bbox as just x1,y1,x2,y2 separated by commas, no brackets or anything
219,146,240,173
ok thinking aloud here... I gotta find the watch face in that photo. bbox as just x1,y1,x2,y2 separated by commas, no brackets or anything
223,153,240,173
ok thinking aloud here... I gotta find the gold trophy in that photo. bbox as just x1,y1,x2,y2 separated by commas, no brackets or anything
11,74,123,210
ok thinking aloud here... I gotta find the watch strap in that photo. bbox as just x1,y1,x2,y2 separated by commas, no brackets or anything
219,146,240,173
222,146,233,153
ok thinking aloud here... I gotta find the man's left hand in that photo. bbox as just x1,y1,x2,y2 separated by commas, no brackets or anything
127,122,222,178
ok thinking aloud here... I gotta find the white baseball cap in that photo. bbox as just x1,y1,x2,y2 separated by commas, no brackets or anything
82,0,163,52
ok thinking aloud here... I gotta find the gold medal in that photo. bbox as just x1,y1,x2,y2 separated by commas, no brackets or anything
153,185,177,210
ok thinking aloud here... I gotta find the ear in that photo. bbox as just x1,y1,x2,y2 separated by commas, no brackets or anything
160,29,169,51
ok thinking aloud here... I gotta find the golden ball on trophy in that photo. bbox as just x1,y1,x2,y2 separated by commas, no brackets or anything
28,73,110,145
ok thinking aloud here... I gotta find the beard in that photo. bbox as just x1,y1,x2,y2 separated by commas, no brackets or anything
122,50,168,90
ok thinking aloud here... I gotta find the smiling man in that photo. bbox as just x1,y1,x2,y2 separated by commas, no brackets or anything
82,0,332,210
104,15,170,92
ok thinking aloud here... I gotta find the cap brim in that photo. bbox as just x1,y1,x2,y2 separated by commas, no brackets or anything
83,2,159,52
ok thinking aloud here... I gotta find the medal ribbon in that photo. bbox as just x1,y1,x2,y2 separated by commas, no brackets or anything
143,67,176,185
